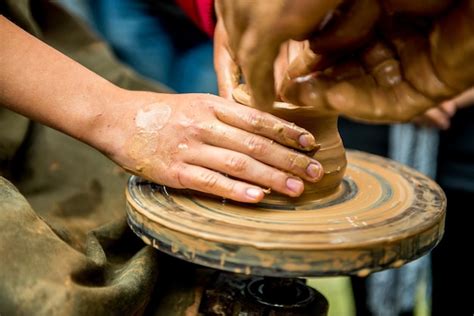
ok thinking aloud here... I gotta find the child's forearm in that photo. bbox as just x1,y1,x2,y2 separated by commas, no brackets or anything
0,16,121,144
0,16,324,203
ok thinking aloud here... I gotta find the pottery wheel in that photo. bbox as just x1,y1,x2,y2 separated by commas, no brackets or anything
126,150,446,277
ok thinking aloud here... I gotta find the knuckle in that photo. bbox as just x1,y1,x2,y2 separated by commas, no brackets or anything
187,123,203,137
288,153,298,170
191,97,220,116
265,169,286,190
175,166,188,188
288,153,308,171
245,136,268,156
191,96,212,108
226,155,249,173
191,121,213,138
224,181,238,197
196,121,208,134
245,111,265,129
198,171,219,189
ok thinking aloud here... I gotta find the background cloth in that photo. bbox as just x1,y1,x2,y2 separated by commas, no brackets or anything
0,1,202,314
366,124,439,316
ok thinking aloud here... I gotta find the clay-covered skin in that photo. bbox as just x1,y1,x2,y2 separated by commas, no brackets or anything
113,92,325,202
216,0,473,123
309,0,381,54
234,86,345,196
281,0,474,123
223,0,473,195
382,0,454,15
214,0,343,109
215,0,463,112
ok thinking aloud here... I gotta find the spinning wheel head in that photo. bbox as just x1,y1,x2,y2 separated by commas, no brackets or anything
126,151,445,277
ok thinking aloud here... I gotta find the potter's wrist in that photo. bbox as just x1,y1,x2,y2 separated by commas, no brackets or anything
77,85,131,156
84,88,169,162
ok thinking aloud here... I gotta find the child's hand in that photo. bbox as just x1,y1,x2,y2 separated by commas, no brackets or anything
96,91,323,203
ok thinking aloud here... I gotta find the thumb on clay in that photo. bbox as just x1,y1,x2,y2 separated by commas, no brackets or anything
238,29,280,110
214,21,241,100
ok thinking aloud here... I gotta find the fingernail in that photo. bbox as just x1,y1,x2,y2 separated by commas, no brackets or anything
246,188,263,200
286,177,304,194
299,133,316,148
306,163,322,179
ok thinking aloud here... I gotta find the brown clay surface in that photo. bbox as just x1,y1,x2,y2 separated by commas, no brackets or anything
126,151,446,277
233,84,346,197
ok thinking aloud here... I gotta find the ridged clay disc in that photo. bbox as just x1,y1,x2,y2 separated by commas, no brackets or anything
126,151,446,277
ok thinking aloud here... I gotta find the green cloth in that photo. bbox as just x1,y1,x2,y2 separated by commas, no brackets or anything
0,1,199,314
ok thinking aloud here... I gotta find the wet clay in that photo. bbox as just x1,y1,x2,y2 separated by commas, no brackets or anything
233,85,345,200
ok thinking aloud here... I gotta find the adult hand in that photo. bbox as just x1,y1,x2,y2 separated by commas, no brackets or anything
214,0,343,109
412,86,474,129
411,101,456,130
440,86,474,110
99,91,323,203
280,0,474,123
